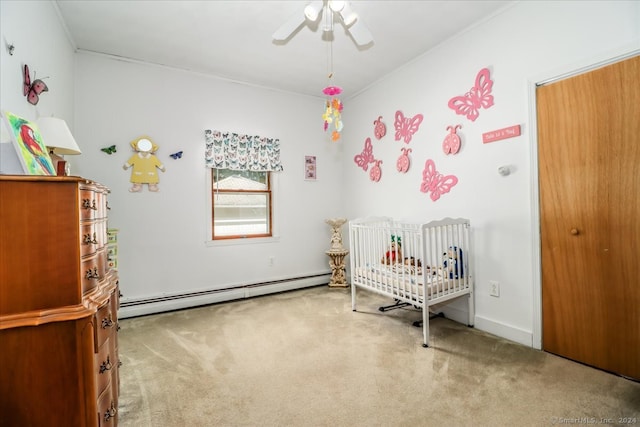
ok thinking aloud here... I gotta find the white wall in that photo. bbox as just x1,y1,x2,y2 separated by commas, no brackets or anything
341,1,639,346
72,53,344,306
0,0,75,172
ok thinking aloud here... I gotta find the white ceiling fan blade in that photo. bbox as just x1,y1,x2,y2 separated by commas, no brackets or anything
347,18,373,46
273,1,323,41
273,13,305,41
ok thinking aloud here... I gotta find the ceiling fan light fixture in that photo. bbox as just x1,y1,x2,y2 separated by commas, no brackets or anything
304,1,322,21
340,4,358,26
328,0,345,12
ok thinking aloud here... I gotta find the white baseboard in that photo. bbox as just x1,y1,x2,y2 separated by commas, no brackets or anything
118,273,331,319
437,306,532,347
473,315,533,347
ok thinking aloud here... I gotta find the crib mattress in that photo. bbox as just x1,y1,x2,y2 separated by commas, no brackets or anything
354,264,468,302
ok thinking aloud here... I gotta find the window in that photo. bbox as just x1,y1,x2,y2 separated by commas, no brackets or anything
211,169,271,240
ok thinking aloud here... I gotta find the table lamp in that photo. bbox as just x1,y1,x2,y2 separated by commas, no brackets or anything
36,117,82,176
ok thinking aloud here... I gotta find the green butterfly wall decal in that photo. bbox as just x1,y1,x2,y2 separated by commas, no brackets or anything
101,145,117,155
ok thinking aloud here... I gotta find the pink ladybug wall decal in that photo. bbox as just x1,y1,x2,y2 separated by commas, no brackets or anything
443,125,462,155
373,116,386,140
397,147,412,173
370,159,382,182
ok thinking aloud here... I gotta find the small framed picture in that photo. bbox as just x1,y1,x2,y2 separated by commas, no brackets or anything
305,155,317,180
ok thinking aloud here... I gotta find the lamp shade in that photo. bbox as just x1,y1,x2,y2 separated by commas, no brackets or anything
36,117,82,155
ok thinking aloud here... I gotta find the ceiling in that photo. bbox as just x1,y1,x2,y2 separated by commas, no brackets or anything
55,0,513,99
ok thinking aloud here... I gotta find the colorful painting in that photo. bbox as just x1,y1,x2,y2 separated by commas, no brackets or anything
2,110,55,175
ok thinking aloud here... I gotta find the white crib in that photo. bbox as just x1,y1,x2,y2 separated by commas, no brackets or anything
349,217,474,347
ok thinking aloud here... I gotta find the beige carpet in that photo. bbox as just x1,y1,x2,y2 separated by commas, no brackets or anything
117,286,639,426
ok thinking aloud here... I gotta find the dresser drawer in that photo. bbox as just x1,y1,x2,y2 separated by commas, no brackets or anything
95,301,116,347
80,222,99,257
82,249,107,294
80,188,99,221
95,337,114,396
97,386,117,426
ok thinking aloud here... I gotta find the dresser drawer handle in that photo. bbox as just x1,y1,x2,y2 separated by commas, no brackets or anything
104,402,117,422
99,356,112,374
85,267,100,279
101,315,114,329
83,232,98,245
82,198,98,210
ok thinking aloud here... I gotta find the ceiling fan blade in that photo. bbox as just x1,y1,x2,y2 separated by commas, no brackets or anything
272,12,306,41
347,18,373,46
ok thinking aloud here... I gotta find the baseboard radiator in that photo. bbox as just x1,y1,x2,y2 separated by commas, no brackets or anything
118,272,332,319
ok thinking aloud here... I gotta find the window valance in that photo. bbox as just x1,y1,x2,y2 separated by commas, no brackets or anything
205,130,284,172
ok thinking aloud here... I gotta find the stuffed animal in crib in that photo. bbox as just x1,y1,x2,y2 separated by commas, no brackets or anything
404,257,422,268
443,246,464,279
381,236,402,265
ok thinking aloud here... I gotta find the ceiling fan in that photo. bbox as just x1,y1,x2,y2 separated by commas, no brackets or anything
273,0,374,46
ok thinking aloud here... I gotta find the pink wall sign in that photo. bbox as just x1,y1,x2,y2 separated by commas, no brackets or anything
482,125,521,144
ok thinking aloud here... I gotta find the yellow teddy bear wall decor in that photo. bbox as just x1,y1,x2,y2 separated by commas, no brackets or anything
123,136,166,192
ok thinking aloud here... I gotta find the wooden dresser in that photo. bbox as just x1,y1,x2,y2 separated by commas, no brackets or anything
0,176,120,426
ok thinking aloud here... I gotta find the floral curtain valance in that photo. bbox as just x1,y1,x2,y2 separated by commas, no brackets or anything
205,130,284,172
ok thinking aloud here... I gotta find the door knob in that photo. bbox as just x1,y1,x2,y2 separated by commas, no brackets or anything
570,228,580,235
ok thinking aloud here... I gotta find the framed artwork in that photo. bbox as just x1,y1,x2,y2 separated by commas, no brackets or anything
305,155,317,180
2,110,55,175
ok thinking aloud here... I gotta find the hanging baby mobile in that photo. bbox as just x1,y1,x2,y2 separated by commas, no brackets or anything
323,84,343,141
23,64,48,106
420,159,458,202
373,116,386,140
123,136,166,192
448,67,494,122
442,125,462,155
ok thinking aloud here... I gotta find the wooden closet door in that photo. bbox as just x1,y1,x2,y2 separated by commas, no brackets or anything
537,55,639,380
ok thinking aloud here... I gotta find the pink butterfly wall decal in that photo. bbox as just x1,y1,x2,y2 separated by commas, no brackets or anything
420,159,458,201
23,64,48,106
354,137,375,171
394,110,423,144
448,68,494,122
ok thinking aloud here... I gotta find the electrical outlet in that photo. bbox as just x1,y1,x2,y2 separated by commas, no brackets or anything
489,280,500,297
268,256,275,267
